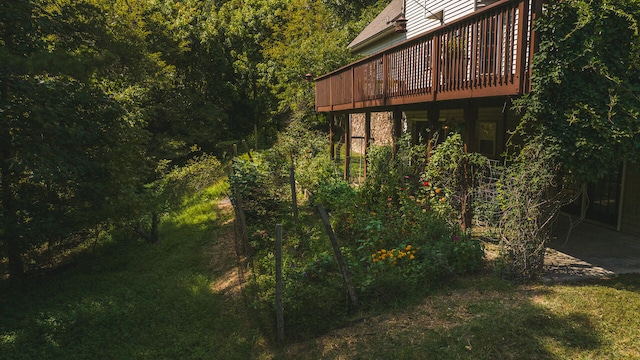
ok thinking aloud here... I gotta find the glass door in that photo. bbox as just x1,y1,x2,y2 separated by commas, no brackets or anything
563,166,622,227
585,167,622,226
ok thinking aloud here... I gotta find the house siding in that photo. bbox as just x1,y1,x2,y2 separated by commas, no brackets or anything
406,0,475,40
357,32,408,57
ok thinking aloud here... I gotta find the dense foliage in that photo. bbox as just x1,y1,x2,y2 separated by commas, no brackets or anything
1,0,382,279
515,0,640,182
229,129,484,338
503,0,640,281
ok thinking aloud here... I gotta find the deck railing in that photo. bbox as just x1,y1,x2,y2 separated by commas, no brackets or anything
315,0,536,112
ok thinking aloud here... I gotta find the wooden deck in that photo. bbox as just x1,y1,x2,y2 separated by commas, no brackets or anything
315,0,541,113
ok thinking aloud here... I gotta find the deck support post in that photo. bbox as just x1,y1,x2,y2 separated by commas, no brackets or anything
329,112,335,160
364,112,371,180
464,100,477,152
344,114,351,181
392,108,402,157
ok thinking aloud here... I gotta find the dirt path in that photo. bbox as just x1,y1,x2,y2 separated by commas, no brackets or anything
209,197,248,298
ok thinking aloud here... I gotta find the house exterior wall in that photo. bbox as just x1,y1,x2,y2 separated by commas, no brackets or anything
406,0,475,40
356,33,407,57
355,0,503,56
350,112,394,154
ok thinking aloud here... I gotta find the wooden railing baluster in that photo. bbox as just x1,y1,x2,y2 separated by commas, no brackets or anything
314,0,534,112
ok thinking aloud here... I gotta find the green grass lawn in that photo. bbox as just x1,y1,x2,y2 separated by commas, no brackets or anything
0,180,270,360
2,180,640,359
283,273,640,359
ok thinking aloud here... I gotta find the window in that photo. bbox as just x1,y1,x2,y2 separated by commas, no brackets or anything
478,121,496,155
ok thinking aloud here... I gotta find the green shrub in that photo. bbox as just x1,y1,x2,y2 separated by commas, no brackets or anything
236,128,486,340
423,133,490,230
228,154,285,222
313,178,356,212
267,119,336,195
496,142,566,282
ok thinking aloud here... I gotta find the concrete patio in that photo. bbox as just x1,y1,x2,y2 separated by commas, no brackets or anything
544,215,640,282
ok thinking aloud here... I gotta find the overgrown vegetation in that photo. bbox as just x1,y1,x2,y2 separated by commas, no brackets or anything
515,0,640,183
229,127,486,339
2,0,640,357
1,0,379,280
2,177,640,358
0,180,271,359
502,0,640,281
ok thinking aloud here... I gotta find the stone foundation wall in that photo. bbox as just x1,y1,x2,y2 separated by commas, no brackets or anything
350,112,393,154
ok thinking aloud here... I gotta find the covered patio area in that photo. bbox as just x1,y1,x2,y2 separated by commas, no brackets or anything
544,216,640,282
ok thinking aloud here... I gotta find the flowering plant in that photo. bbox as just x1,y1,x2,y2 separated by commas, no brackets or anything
371,244,417,266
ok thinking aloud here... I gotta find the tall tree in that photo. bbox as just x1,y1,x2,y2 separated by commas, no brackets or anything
260,0,354,124
0,0,149,279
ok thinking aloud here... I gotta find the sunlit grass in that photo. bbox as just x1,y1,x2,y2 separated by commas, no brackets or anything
0,178,263,360
172,201,221,227
170,179,231,228
3,176,640,359
282,273,640,359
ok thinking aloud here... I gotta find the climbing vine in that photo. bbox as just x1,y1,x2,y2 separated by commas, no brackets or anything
515,0,640,182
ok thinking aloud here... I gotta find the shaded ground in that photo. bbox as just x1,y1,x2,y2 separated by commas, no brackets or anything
544,215,640,282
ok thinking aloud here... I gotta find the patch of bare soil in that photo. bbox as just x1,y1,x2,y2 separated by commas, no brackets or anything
208,198,249,299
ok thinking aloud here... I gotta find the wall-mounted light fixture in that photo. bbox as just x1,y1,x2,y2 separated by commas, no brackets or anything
395,14,408,33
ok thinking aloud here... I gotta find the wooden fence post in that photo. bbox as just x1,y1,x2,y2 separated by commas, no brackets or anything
242,140,253,162
230,159,250,257
316,204,359,309
275,224,285,342
289,153,299,222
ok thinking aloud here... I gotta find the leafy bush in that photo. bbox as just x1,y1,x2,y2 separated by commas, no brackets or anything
423,133,489,230
496,142,567,282
313,178,356,213
228,154,285,223
235,130,486,340
268,119,336,195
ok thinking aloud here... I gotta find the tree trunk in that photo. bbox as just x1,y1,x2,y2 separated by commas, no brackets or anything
1,126,25,280
135,212,160,244
150,212,160,243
